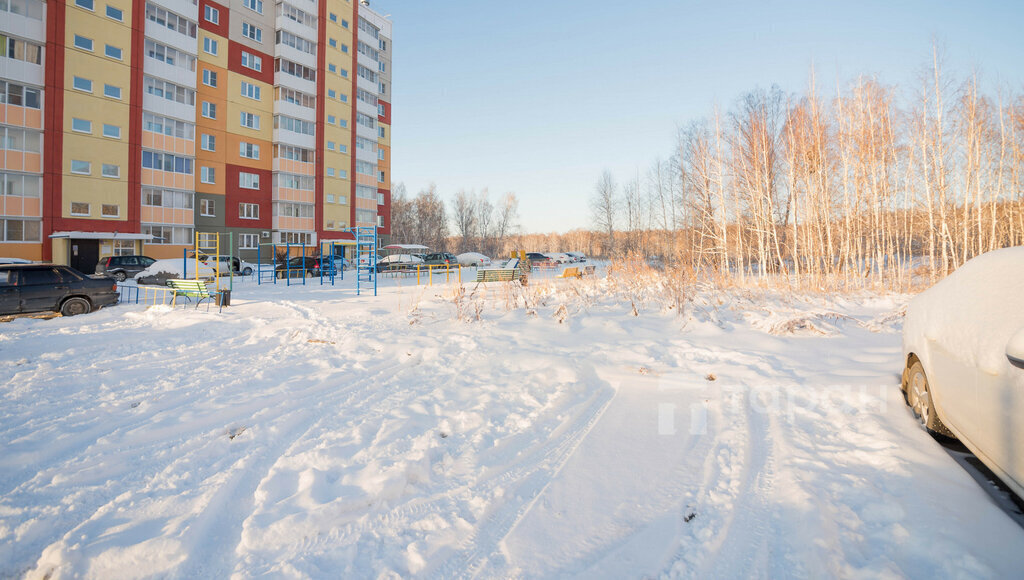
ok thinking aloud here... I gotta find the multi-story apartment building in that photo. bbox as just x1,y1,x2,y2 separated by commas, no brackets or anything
0,0,392,272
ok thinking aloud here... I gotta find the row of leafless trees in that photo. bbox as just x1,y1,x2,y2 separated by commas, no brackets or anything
450,189,520,257
589,54,1024,288
388,183,521,256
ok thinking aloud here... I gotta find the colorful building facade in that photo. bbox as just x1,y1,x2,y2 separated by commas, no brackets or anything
0,0,391,271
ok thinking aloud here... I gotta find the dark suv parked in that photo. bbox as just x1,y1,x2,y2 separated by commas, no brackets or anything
275,256,322,278
422,252,458,268
0,264,119,316
95,255,156,281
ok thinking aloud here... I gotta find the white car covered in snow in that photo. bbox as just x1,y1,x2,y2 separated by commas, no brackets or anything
901,246,1024,498
456,252,492,267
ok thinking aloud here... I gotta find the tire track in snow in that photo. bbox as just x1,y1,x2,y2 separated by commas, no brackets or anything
430,378,616,579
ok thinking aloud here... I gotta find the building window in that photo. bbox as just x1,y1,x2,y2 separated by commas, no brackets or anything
105,44,123,60
73,77,93,92
202,69,217,87
240,51,262,71
0,83,42,109
239,112,260,129
113,239,134,255
326,141,334,151
339,144,347,154
342,44,349,54
73,35,94,51
204,5,219,24
239,233,257,249
339,119,348,128
241,22,262,43
328,38,337,48
200,134,215,151
327,63,336,74
339,169,348,179
325,168,334,177
75,0,94,11
101,163,120,178
200,167,215,184
106,5,123,21
101,204,119,217
239,142,260,159
142,151,194,174
145,3,197,38
378,171,385,183
326,115,335,125
242,0,263,15
70,202,90,215
329,12,336,22
1,219,43,242
71,118,92,133
240,82,261,100
377,193,385,205
103,124,121,139
201,101,216,119
379,127,386,138
326,194,334,203
327,89,336,99
143,224,192,245
239,203,259,219
378,103,386,116
142,187,193,210
70,160,91,175
342,19,349,29
339,93,348,103
203,37,218,55
340,69,348,79
239,172,260,189
380,39,387,51
104,84,122,99
200,198,215,216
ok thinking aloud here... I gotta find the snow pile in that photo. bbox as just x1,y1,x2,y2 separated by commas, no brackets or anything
134,258,218,282
1,273,1022,578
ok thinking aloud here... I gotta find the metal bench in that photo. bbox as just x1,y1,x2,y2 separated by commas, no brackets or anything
167,279,221,312
475,268,522,283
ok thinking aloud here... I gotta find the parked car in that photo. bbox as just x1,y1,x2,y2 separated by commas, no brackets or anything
526,252,554,267
198,255,257,276
275,256,322,279
95,255,156,281
376,254,424,273
545,252,571,264
456,252,492,267
901,246,1024,499
566,252,587,263
0,264,118,316
422,252,458,269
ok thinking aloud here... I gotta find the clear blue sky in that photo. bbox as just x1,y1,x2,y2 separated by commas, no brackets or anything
378,0,1024,234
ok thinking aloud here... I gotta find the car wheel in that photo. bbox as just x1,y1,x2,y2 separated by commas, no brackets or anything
60,297,92,316
242,267,253,276
113,271,127,282
905,361,951,435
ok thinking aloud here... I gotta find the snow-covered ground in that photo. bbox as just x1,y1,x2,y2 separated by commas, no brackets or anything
2,269,1023,578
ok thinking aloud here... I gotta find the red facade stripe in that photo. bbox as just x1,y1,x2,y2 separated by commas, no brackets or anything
314,0,327,236
197,0,230,37
223,164,272,229
228,43,275,85
42,0,66,260
350,1,359,228
127,0,146,233
377,99,391,125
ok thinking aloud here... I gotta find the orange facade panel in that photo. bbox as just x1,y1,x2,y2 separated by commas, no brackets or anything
141,207,194,225
146,244,190,260
272,187,315,204
355,174,376,187
1,196,42,217
142,131,196,156
1,152,42,173
195,161,225,195
355,196,377,211
142,168,194,191
0,105,43,129
273,216,315,231
273,158,315,176
0,242,43,261
225,134,272,171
